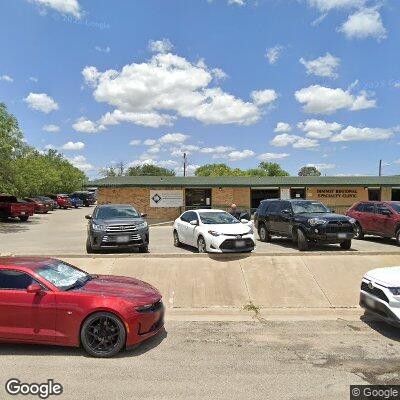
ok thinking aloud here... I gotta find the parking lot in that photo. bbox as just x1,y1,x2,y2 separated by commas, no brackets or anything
1,206,400,256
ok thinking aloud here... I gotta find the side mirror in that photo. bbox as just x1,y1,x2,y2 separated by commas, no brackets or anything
85,215,92,220
189,220,198,226
240,218,249,223
382,210,392,216
27,284,42,294
282,209,292,216
141,213,148,218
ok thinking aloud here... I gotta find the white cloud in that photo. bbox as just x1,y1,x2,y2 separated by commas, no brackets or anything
228,0,246,5
270,133,319,149
24,92,59,113
298,119,342,139
330,126,394,142
129,139,141,146
212,68,228,81
68,155,95,172
266,45,284,65
170,144,200,157
306,0,366,12
72,117,105,133
83,52,269,127
28,0,82,18
258,152,290,161
294,84,376,114
339,8,387,41
42,124,60,133
144,139,157,146
306,163,336,170
62,141,85,150
95,46,111,53
159,133,188,144
250,89,278,106
158,160,179,168
147,146,161,154
44,144,56,150
274,122,292,133
29,76,38,82
200,146,234,154
227,149,255,161
148,39,174,53
0,75,13,82
300,53,340,79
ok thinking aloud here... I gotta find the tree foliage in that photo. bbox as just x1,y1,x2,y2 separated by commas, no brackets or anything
195,162,290,177
127,164,175,176
0,103,87,197
298,166,321,176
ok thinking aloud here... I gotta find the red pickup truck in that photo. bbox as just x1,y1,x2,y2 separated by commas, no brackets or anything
0,195,35,221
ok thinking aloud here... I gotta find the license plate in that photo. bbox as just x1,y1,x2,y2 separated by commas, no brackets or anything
20,212,26,215
116,236,129,243
235,240,246,248
338,233,347,239
365,297,375,309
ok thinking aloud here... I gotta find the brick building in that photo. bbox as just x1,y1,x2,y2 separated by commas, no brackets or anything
90,176,400,221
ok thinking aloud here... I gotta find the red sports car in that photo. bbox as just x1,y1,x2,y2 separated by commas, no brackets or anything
0,257,164,357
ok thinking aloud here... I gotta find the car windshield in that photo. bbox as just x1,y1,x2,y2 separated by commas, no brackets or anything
391,203,400,213
199,211,240,224
36,261,92,291
292,201,329,214
96,206,140,219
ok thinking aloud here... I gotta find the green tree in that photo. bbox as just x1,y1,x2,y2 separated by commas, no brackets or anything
127,164,176,176
195,163,246,177
258,162,290,176
298,166,321,176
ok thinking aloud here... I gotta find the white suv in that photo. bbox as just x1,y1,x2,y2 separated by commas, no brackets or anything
360,266,400,326
173,209,255,253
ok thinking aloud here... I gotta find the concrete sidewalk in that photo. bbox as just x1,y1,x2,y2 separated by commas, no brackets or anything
61,254,400,320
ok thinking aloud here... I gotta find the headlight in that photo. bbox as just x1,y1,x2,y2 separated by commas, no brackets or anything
389,287,400,295
208,230,221,237
308,218,328,226
136,221,148,229
347,217,356,224
92,223,106,231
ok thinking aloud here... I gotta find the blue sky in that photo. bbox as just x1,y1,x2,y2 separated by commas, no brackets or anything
0,0,399,178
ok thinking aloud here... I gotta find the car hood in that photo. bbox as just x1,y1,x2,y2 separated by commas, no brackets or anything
295,213,350,221
365,267,400,287
205,223,252,235
75,275,161,304
93,218,145,226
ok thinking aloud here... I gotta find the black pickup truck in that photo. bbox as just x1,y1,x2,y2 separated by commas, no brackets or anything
254,199,356,251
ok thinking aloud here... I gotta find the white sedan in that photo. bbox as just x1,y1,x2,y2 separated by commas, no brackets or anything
173,209,255,253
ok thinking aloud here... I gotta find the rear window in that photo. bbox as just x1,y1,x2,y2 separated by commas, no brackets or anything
391,203,400,213
0,196,18,203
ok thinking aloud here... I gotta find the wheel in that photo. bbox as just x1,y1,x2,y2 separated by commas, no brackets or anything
396,229,400,246
138,245,149,253
297,229,309,251
74,205,78,209
197,236,207,253
354,223,364,239
63,206,68,210
19,216,29,222
258,224,271,242
86,237,95,254
340,239,352,250
80,312,126,358
173,230,181,247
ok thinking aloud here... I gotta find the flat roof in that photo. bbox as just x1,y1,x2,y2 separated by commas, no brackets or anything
89,175,400,188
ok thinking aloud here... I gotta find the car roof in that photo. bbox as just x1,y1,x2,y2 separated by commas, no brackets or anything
0,257,58,270
188,209,226,213
96,203,134,208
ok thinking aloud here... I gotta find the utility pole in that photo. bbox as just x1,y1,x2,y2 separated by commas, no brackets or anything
379,159,382,177
183,153,187,177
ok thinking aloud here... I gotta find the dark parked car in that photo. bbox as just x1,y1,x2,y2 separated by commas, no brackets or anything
36,196,57,211
254,199,356,251
69,195,84,208
86,204,149,253
23,197,51,214
71,191,96,207
346,201,400,245
0,195,35,221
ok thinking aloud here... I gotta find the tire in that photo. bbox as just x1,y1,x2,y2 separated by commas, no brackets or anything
197,236,207,253
340,239,352,250
395,229,400,246
173,230,181,247
139,245,149,253
19,216,29,222
86,237,94,254
63,207,68,210
297,229,309,251
80,312,126,358
354,223,364,240
258,224,271,242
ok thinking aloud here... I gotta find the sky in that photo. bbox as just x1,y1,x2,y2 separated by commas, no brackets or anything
0,0,399,178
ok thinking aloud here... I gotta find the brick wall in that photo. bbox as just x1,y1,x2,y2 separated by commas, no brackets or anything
211,187,250,210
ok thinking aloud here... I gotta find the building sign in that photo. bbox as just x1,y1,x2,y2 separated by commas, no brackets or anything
315,188,358,199
280,188,290,200
150,190,184,208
